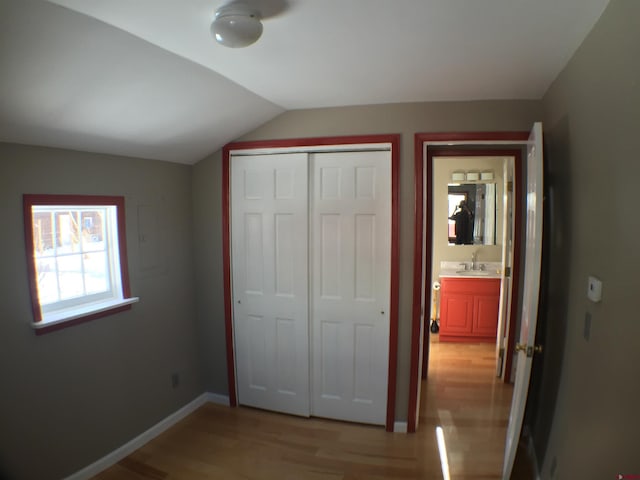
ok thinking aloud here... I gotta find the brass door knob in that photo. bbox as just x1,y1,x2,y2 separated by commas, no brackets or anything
515,343,543,356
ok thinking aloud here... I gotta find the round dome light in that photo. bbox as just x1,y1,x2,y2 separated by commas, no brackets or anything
211,3,263,48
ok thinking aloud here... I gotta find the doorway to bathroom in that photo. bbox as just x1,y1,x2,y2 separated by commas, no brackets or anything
408,126,545,480
408,141,527,433
428,151,522,380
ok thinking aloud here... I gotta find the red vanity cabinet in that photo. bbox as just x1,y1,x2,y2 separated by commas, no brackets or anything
439,277,500,342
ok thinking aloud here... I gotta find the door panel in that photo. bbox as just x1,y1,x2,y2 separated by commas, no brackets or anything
246,314,267,390
231,153,310,417
243,213,264,293
319,214,341,298
503,123,544,478
355,214,375,299
311,150,391,425
353,323,375,403
320,320,341,398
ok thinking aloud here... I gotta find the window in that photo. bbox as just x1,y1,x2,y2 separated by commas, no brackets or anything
23,195,138,334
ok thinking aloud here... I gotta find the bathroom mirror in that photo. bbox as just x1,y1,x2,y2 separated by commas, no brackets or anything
448,183,496,245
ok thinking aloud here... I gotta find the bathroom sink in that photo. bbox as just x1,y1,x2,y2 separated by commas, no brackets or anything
439,261,502,279
455,270,492,276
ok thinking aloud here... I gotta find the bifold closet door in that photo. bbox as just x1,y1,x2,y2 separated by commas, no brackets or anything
231,153,310,417
310,150,391,425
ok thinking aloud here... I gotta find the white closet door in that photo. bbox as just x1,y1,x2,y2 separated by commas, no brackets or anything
310,150,391,425
231,153,310,417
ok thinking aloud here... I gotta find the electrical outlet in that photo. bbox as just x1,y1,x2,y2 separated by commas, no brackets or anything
171,372,180,389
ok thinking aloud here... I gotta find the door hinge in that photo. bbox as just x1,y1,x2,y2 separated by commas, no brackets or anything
505,266,511,277
507,181,514,193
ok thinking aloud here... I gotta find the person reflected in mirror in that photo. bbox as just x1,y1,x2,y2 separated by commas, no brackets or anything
449,200,474,244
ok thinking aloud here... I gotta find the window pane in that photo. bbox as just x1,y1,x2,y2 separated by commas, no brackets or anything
84,251,109,295
57,211,81,249
57,254,84,300
32,212,56,257
35,256,59,305
81,210,106,252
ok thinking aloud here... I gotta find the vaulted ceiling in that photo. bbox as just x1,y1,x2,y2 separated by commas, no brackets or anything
0,0,610,164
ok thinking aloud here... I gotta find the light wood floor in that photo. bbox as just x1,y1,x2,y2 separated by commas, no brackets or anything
420,336,514,479
94,337,514,479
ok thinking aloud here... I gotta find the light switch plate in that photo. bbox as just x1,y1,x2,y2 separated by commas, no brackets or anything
587,276,602,303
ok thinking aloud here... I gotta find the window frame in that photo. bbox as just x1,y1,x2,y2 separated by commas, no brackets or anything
23,194,137,335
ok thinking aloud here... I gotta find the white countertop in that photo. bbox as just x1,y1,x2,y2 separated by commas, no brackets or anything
438,261,503,279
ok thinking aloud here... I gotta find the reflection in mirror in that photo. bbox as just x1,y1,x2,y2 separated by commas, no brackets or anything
448,183,496,245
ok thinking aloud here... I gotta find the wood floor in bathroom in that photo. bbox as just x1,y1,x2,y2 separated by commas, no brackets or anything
93,337,530,480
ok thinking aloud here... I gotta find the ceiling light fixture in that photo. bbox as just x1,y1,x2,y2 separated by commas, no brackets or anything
211,3,263,48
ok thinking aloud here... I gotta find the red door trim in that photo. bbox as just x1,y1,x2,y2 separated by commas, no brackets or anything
222,134,401,432
408,132,529,433
221,147,236,407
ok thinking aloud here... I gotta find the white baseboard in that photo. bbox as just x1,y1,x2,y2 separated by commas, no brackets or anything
204,392,231,406
393,421,408,433
65,392,230,480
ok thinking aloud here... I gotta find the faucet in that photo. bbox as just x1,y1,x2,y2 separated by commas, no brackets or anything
471,250,478,270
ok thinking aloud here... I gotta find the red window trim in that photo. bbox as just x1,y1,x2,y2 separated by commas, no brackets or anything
23,194,132,335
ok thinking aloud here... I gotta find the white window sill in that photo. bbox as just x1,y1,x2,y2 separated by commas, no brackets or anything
32,297,140,330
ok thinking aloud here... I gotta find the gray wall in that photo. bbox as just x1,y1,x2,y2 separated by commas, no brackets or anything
192,150,228,393
0,143,203,480
192,100,542,417
530,0,640,477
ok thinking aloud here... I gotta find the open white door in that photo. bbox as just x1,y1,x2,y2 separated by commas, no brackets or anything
502,123,544,478
231,153,310,417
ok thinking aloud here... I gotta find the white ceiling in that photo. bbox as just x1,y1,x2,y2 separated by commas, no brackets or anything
0,0,610,164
